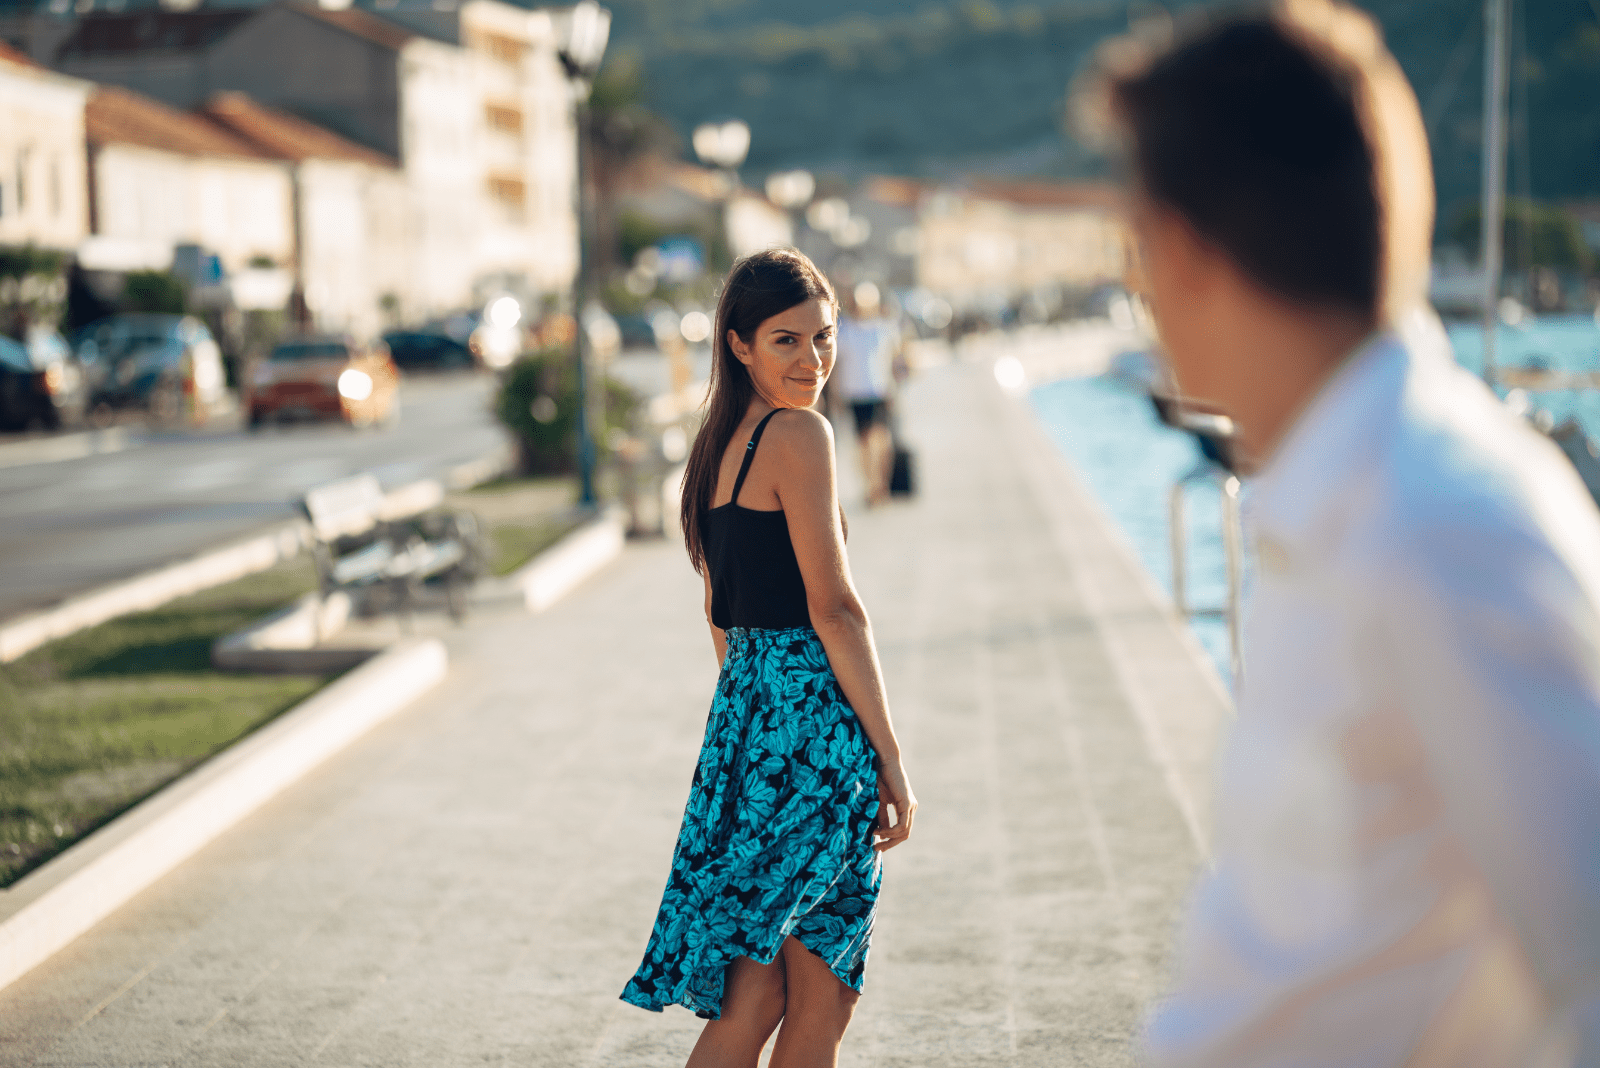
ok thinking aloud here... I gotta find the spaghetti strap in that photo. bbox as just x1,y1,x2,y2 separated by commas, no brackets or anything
729,408,782,508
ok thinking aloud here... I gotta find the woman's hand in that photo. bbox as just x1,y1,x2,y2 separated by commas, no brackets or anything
873,761,917,852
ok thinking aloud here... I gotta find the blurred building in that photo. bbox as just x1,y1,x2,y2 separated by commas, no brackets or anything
0,43,90,253
912,180,1127,315
201,93,410,338
52,0,578,318
81,85,294,278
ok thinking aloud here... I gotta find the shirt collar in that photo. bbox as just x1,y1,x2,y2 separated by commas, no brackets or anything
1247,307,1451,560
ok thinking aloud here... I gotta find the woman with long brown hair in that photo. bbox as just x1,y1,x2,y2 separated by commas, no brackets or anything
621,248,916,1066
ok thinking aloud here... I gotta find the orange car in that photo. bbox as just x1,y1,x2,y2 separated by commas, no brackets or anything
248,335,400,429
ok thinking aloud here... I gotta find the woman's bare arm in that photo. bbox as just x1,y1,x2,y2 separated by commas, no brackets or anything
765,407,916,850
703,570,727,666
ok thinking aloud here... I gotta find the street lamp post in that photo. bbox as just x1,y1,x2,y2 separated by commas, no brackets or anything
558,0,611,509
692,119,751,266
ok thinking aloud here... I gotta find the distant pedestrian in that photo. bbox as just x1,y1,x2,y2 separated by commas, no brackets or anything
621,248,916,1066
834,281,900,507
1083,1,1600,1064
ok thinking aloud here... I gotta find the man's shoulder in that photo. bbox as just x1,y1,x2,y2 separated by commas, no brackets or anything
1355,357,1600,596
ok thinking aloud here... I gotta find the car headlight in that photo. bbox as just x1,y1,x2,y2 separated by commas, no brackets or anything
337,368,373,400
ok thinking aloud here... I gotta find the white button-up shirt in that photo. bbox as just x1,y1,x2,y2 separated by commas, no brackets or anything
1143,310,1600,1068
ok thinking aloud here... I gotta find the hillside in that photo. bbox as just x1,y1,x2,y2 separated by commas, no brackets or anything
601,0,1600,228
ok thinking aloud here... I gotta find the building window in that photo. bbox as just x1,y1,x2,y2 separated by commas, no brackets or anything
487,174,526,221
485,103,523,136
16,149,29,213
476,31,523,65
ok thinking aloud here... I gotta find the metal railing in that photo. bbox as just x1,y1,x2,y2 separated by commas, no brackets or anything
1156,400,1247,690
1169,462,1245,688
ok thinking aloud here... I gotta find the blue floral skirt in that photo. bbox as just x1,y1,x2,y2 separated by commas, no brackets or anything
620,625,882,1020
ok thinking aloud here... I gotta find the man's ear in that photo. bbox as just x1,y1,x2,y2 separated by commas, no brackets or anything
728,329,752,367
1146,205,1224,299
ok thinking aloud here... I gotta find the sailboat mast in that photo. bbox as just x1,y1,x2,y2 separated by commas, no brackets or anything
1479,0,1510,387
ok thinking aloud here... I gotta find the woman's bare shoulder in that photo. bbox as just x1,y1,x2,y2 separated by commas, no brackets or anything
764,406,834,458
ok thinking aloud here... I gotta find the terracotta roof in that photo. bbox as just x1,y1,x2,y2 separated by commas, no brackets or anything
665,161,733,202
966,179,1123,211
87,86,278,161
0,41,43,69
864,176,925,208
201,92,397,168
56,9,253,58
286,3,414,51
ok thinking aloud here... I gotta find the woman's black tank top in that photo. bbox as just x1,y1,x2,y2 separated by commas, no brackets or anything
705,409,812,630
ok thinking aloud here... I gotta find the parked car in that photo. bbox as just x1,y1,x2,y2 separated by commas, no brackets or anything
78,314,227,425
614,313,658,352
248,335,399,429
0,328,87,432
382,331,478,373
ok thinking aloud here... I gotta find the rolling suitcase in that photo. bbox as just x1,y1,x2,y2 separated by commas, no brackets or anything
889,442,915,497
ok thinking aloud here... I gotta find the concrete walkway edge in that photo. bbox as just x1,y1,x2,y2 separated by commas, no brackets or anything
0,637,449,994
0,428,136,471
996,375,1231,858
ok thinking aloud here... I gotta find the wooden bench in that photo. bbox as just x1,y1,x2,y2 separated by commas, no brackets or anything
301,475,485,621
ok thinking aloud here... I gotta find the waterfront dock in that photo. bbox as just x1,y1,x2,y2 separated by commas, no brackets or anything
0,337,1229,1067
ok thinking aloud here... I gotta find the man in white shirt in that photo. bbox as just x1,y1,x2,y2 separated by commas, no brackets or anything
1086,1,1600,1063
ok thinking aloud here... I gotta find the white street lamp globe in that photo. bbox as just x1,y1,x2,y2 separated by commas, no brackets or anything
805,196,849,233
693,119,751,171
765,169,815,210
692,123,722,168
561,0,611,76
717,120,750,169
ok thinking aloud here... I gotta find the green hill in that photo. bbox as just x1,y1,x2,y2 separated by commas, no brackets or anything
602,0,1600,227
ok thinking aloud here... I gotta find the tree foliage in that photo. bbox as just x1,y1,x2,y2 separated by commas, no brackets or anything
1450,199,1592,274
602,0,1600,216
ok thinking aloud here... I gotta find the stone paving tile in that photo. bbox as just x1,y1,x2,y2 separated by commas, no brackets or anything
0,357,1216,1067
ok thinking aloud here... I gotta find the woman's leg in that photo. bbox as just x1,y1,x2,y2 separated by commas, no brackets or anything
769,937,860,1068
686,954,787,1068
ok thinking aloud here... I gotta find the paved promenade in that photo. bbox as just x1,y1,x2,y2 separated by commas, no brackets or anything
0,347,1228,1066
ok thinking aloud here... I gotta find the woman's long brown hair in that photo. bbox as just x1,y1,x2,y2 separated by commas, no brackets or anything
680,248,836,574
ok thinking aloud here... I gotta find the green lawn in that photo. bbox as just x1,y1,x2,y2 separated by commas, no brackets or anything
454,475,584,577
0,559,329,887
486,517,586,576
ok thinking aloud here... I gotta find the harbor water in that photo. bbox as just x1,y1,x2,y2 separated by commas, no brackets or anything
1030,315,1600,686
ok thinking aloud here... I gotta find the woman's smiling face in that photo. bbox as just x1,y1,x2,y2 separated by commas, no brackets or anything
728,297,836,410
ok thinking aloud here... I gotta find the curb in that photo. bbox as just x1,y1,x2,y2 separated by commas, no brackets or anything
0,428,137,470
0,446,515,664
0,637,448,994
0,522,309,664
511,507,626,613
210,591,368,674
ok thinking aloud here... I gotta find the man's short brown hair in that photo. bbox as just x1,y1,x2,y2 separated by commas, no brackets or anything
1082,0,1433,321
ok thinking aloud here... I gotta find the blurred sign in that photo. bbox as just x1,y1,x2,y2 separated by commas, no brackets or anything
231,268,295,311
657,238,704,284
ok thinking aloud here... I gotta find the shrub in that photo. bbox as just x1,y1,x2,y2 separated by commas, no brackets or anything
122,270,187,314
496,348,639,475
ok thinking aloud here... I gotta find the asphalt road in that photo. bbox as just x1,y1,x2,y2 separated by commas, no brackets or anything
0,374,511,621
